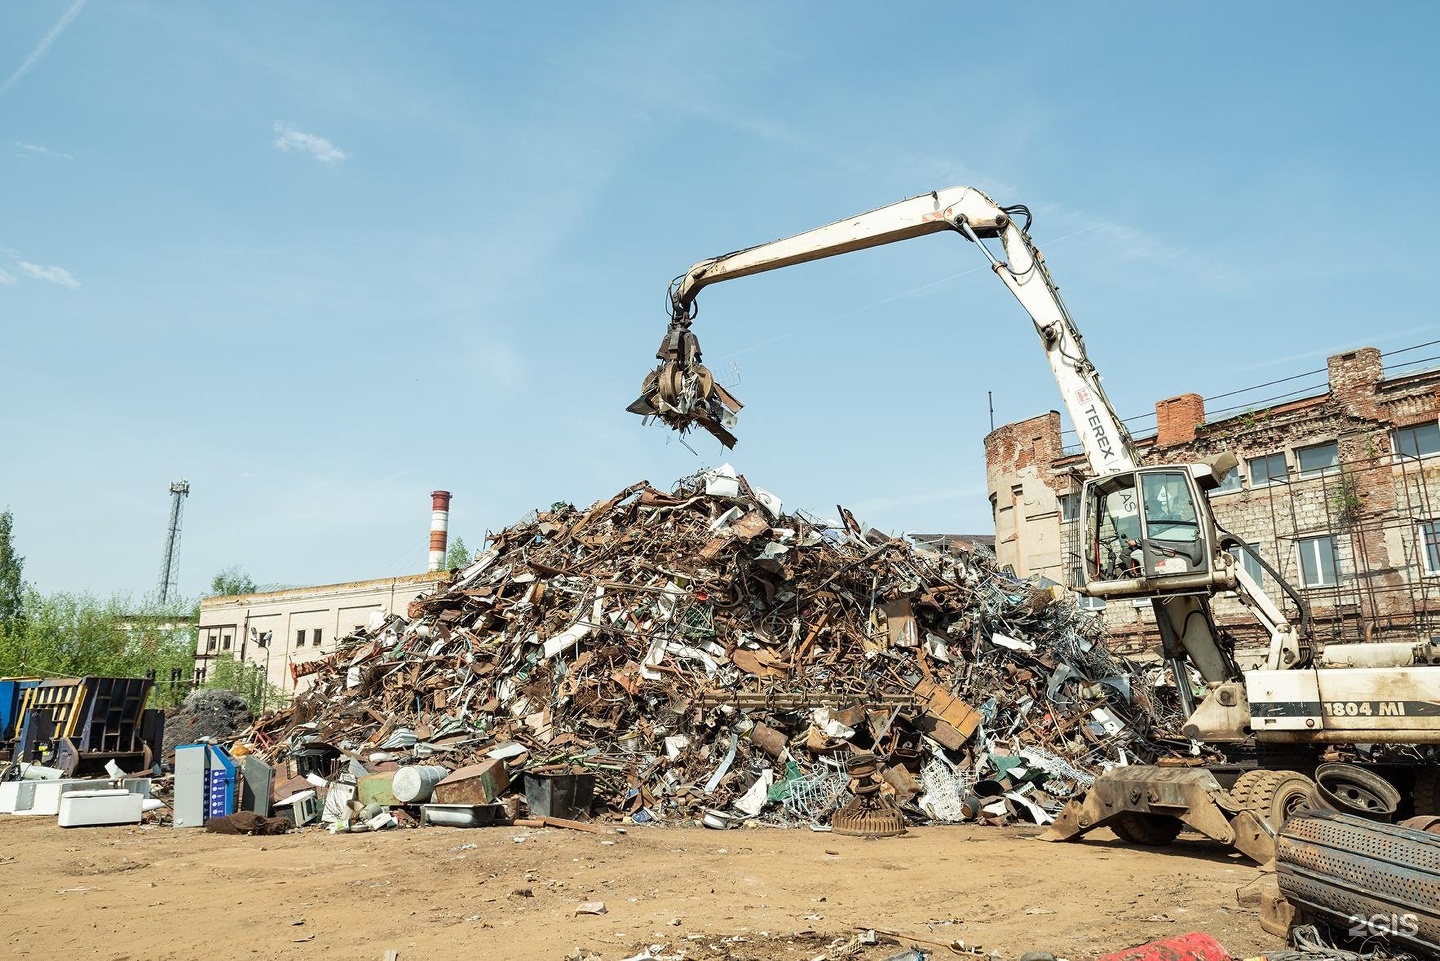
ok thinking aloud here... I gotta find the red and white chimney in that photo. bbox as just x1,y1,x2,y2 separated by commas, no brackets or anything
428,490,452,571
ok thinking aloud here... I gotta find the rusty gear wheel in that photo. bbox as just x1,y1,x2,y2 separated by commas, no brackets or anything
831,795,907,837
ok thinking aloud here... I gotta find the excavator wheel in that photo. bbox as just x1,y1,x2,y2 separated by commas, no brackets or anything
1229,771,1255,807
1414,767,1440,817
1231,769,1315,830
1109,811,1184,846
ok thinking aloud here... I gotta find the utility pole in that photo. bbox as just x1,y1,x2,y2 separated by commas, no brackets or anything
157,479,190,605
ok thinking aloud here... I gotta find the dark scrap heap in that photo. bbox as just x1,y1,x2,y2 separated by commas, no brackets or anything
249,468,1190,828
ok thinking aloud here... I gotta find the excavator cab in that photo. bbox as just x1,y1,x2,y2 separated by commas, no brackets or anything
1078,461,1233,600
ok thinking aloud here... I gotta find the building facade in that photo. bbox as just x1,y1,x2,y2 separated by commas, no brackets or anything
194,572,448,697
984,346,1440,651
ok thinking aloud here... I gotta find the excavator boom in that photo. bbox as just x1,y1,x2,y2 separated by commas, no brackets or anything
629,187,1136,477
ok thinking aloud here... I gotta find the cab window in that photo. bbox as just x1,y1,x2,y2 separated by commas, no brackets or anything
1084,474,1140,579
1140,472,1200,542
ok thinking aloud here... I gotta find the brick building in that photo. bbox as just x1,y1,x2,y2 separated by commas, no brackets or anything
984,346,1440,652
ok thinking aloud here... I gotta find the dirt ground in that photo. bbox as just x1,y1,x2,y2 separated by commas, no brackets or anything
0,817,1281,961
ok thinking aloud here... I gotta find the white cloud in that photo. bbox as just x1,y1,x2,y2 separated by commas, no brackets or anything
14,141,72,160
273,122,347,164
0,268,16,286
0,0,88,99
17,261,79,288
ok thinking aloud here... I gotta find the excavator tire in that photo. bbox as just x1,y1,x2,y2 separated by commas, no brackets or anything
1414,767,1440,816
1231,769,1315,830
1109,811,1184,846
1229,769,1265,807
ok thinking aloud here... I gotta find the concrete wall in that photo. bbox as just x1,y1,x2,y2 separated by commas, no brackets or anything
194,572,448,696
983,410,1072,583
985,346,1440,651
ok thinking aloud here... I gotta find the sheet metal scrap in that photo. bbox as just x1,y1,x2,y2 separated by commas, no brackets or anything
248,468,1194,829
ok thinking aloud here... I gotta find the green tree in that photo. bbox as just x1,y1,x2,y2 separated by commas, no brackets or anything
445,536,471,569
208,566,258,597
0,510,24,635
202,655,284,715
0,589,195,708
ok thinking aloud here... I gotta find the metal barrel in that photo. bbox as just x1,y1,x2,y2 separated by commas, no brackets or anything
1276,809,1440,954
391,765,450,804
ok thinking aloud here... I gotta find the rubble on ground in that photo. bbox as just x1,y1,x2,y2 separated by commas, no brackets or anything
163,689,252,755
244,467,1192,830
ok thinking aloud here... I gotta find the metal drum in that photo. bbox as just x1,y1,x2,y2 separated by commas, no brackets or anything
1276,809,1440,954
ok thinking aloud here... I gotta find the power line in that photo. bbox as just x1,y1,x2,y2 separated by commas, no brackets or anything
1382,338,1440,357
1057,336,1440,439
1203,366,1327,403
1205,380,1332,418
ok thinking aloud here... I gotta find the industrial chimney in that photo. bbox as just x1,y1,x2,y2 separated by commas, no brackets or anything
428,490,452,571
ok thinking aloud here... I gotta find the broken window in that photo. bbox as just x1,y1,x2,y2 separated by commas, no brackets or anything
1058,492,1079,522
296,629,305,648
313,628,323,646
1213,465,1241,494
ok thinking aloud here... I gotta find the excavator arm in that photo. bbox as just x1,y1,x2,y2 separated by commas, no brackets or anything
630,186,1137,475
628,184,1306,744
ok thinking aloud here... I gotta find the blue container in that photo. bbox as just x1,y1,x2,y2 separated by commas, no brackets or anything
0,679,41,742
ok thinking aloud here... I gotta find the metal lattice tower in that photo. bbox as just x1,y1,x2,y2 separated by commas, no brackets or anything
157,479,190,604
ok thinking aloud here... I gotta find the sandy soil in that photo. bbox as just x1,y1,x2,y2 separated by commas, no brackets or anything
0,817,1280,961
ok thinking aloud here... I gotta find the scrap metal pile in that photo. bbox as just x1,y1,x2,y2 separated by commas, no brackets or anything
250,468,1191,829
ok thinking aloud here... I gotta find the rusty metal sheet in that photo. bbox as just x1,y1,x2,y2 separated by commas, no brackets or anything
432,761,509,805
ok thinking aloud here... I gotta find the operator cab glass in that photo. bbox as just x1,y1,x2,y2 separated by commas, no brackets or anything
1080,467,1215,596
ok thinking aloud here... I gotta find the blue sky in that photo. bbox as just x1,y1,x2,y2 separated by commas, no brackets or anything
3,2,1438,600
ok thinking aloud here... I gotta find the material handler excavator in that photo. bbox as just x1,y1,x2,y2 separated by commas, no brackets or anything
627,186,1440,861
